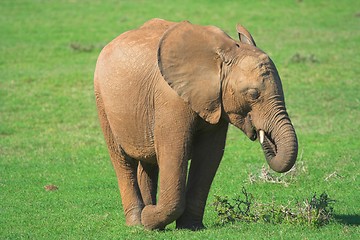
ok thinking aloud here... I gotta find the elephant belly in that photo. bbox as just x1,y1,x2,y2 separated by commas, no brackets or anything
119,140,157,164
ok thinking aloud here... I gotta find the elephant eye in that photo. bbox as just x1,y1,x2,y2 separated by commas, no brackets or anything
246,88,260,100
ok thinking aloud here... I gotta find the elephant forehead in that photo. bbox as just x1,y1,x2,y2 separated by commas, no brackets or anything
230,56,277,92
240,53,271,71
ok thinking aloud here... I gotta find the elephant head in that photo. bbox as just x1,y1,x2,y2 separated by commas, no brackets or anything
158,21,298,173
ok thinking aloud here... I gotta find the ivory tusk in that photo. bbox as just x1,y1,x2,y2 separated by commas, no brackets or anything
259,130,265,144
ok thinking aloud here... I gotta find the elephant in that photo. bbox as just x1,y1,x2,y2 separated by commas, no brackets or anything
94,18,298,230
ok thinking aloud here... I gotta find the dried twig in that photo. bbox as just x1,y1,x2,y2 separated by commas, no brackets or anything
324,171,343,181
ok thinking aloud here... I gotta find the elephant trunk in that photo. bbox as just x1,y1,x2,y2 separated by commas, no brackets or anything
260,111,298,173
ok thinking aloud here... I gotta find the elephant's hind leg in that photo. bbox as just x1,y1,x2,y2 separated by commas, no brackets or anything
95,91,144,226
138,161,158,206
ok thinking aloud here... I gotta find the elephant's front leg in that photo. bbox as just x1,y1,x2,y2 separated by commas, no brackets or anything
176,121,228,230
140,140,190,230
140,111,194,230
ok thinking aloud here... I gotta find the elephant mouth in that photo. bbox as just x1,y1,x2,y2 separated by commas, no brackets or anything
244,115,277,159
258,130,277,160
243,114,258,141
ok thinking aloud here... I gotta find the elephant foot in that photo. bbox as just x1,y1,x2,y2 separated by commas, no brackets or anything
125,207,143,226
141,203,185,230
176,221,206,231
176,212,206,231
141,205,166,230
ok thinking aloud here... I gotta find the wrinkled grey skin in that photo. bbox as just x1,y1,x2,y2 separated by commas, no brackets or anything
94,19,298,230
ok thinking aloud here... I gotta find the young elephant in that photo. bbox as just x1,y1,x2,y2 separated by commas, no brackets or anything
94,18,298,230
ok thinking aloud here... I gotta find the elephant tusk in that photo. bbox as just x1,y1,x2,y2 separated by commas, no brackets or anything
259,130,265,144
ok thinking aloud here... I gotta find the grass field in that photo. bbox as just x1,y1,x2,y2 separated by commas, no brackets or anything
1,0,359,239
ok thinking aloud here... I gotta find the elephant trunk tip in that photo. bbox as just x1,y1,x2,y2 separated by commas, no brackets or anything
266,139,298,173
260,125,298,174
267,157,296,173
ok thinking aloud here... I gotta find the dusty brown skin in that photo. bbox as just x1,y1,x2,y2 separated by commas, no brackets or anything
94,18,298,230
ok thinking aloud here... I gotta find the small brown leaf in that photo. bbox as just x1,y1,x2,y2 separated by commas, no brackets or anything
44,184,58,191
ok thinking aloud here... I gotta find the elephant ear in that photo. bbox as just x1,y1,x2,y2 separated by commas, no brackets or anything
236,24,256,46
158,21,235,124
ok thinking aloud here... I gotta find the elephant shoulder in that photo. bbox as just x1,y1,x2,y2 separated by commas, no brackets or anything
101,19,178,56
95,19,178,80
110,19,177,50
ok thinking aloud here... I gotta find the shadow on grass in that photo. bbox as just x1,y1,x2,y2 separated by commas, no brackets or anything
335,215,360,226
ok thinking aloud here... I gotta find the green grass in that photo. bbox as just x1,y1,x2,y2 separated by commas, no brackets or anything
1,0,359,239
